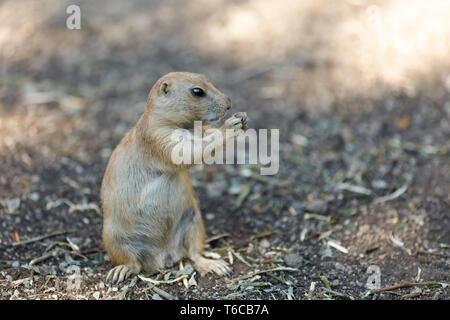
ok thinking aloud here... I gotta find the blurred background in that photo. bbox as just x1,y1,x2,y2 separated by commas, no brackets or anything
1,0,450,164
0,0,449,299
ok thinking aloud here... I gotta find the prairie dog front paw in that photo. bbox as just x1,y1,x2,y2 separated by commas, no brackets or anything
224,112,248,131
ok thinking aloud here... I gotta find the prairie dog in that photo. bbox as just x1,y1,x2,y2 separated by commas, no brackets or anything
101,72,248,283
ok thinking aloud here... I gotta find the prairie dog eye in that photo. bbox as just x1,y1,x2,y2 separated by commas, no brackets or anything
190,87,206,97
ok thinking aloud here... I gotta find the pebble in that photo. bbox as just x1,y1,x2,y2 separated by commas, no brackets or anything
284,253,303,268
331,279,340,287
334,262,345,271
29,192,40,201
207,181,227,198
371,180,388,189
305,199,327,214
4,198,20,214
228,181,241,195
188,274,198,287
259,239,270,249
205,213,215,220
176,265,194,277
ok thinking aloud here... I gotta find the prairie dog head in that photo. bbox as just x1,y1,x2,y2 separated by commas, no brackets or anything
148,72,232,127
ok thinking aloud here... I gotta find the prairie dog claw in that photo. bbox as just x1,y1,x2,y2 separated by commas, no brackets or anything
106,265,137,284
224,112,248,131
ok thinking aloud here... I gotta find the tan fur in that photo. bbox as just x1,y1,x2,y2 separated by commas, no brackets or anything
101,72,247,283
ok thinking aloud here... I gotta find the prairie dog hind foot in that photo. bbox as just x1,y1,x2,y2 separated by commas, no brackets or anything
106,265,139,284
193,256,232,277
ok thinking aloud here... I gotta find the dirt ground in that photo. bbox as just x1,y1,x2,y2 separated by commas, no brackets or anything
0,0,449,300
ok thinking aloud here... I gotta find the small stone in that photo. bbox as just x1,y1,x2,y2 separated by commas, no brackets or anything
371,180,388,189
334,262,345,271
29,192,40,201
59,95,86,116
259,239,270,249
93,291,101,300
239,167,253,177
228,183,241,195
284,253,303,268
331,279,340,287
188,274,198,287
4,198,20,214
319,248,333,258
305,199,327,213
207,180,227,198
176,265,194,277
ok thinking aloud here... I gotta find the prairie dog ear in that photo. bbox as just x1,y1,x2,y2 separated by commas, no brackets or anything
160,81,170,95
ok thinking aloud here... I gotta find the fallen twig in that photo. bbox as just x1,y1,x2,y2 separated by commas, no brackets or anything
328,240,349,254
248,174,293,187
415,250,450,258
228,250,234,265
179,261,189,289
308,281,317,300
336,183,372,196
11,277,31,287
234,182,255,211
230,249,252,267
29,249,62,266
116,277,138,300
304,213,330,222
12,229,75,246
401,289,422,299
230,267,300,282
222,292,245,299
152,286,177,300
320,275,331,290
250,231,275,240
206,233,230,243
266,271,291,286
324,288,356,300
365,281,445,296
389,232,404,248
374,184,408,204
138,273,189,285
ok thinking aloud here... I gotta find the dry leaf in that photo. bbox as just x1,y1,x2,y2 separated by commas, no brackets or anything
394,115,411,131
12,230,20,243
